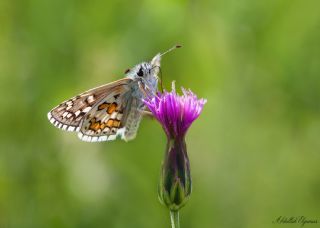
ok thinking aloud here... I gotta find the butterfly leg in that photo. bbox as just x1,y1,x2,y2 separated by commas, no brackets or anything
139,109,154,118
138,81,154,97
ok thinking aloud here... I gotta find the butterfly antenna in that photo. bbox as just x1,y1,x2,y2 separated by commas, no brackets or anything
158,67,164,93
160,44,182,57
158,44,181,92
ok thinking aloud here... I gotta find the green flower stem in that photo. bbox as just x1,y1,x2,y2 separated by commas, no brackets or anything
170,210,180,228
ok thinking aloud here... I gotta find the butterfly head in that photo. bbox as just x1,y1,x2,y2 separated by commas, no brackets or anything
125,45,181,91
126,56,160,80
125,57,161,95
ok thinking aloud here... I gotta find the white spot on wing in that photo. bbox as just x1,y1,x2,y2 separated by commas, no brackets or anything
110,111,117,119
117,128,126,138
91,137,98,142
107,135,116,141
98,136,108,142
83,106,91,113
116,113,123,120
103,128,110,133
87,95,94,103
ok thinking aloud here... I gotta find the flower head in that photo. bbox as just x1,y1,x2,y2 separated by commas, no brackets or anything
143,82,207,138
143,82,207,212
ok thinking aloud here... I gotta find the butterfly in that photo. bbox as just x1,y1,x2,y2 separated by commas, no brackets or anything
47,45,180,142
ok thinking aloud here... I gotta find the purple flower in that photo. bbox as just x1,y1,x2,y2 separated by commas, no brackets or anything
143,82,207,138
143,82,206,213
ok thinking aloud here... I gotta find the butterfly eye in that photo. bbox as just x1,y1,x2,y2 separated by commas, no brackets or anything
137,67,144,77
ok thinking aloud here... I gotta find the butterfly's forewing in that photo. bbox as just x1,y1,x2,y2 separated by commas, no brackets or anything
47,78,132,132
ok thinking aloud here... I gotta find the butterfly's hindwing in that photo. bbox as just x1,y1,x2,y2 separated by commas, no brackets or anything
78,86,133,142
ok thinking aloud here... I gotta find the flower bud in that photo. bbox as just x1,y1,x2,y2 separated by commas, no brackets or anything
158,137,192,211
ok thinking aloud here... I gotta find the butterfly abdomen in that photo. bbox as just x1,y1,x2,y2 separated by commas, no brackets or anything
124,112,142,141
122,99,144,141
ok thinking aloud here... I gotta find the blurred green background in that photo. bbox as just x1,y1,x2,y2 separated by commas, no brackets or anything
1,0,320,227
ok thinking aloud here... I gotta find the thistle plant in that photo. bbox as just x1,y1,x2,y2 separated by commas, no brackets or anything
144,82,207,228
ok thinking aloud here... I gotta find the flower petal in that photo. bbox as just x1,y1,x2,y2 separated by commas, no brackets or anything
143,82,207,137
